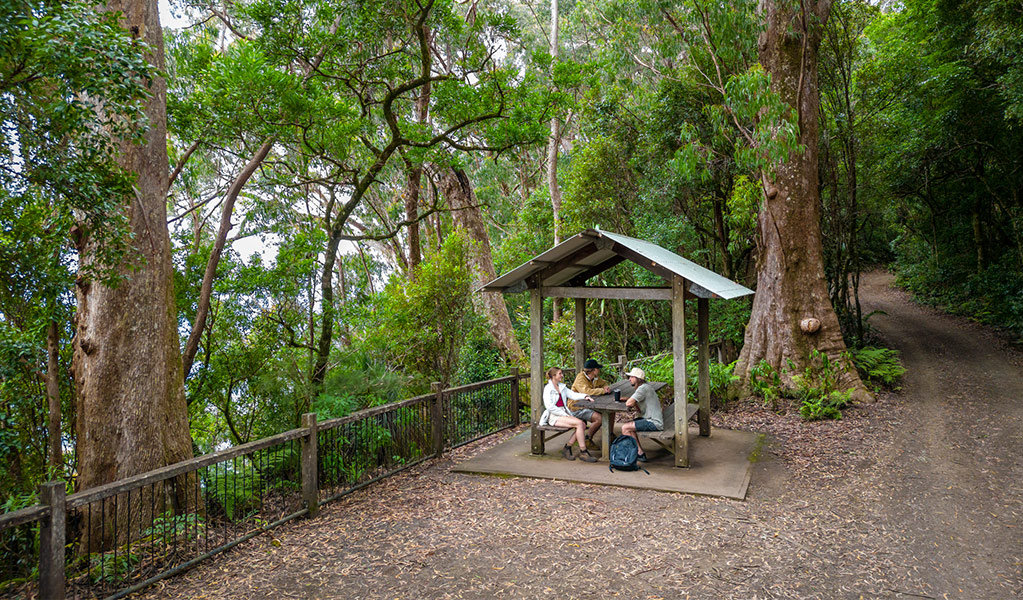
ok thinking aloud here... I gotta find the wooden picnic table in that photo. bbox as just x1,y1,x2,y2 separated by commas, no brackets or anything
571,380,667,462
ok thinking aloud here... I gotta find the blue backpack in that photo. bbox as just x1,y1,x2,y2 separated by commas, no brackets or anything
608,435,649,474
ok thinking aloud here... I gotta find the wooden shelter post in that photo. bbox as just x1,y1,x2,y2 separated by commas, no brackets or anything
530,281,545,455
671,275,689,467
574,298,586,372
698,297,711,437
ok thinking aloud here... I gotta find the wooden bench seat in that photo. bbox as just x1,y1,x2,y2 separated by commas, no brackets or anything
635,402,699,454
536,424,572,443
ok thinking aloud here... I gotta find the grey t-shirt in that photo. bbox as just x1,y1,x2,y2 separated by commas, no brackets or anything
633,382,663,429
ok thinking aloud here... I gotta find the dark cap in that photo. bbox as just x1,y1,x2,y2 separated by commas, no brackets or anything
583,359,603,369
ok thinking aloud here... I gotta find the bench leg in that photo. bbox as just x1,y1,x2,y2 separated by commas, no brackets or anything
531,422,545,455
674,426,689,468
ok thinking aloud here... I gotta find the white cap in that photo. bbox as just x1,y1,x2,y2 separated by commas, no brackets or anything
625,367,646,379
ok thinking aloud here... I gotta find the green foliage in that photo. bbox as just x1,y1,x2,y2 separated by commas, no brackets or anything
311,393,362,421
850,346,907,389
319,356,409,412
631,351,739,405
88,550,139,583
749,350,854,420
454,330,504,386
140,511,205,545
798,390,851,421
205,461,263,521
860,0,1023,342
791,351,853,421
0,492,40,584
749,360,782,408
366,232,478,388
1,0,153,284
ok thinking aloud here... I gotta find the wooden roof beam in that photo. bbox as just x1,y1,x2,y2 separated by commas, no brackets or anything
543,287,672,300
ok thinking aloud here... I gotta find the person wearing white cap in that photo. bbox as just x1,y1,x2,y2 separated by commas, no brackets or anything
620,367,662,462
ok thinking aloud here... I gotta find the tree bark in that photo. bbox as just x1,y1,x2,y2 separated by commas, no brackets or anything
73,0,195,547
45,320,61,473
404,28,432,275
547,0,562,321
182,140,273,379
406,166,423,272
438,167,525,365
736,0,870,402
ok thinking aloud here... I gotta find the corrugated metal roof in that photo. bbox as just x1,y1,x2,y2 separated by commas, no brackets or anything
480,228,754,300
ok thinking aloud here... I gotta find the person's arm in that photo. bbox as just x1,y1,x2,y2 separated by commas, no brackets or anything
566,386,591,401
625,385,646,409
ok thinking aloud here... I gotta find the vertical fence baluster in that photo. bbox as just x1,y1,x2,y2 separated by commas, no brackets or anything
112,493,120,590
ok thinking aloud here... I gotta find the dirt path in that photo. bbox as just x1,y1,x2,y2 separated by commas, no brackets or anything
136,272,1023,600
849,271,1023,598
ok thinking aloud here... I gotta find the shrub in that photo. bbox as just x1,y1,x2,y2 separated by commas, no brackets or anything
849,346,906,389
791,350,851,421
631,350,738,404
749,359,782,408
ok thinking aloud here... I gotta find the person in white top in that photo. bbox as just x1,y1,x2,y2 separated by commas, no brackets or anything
540,367,598,462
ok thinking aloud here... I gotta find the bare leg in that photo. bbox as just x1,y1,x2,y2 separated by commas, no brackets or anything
621,421,645,456
586,412,602,439
553,415,586,448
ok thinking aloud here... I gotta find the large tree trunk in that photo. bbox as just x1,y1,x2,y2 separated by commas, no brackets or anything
438,167,525,365
73,0,194,548
736,0,870,402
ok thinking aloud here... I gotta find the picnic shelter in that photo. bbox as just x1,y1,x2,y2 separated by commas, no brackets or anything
480,228,754,467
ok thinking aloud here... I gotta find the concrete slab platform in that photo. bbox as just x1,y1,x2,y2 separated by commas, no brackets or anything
451,425,764,500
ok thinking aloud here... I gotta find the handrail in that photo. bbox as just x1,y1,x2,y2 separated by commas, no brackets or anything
443,374,517,395
0,503,50,529
318,393,434,431
66,426,309,509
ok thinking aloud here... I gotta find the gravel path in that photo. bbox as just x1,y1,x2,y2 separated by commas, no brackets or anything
135,272,1023,599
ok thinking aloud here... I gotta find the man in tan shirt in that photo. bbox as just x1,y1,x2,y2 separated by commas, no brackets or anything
570,358,610,448
572,358,612,396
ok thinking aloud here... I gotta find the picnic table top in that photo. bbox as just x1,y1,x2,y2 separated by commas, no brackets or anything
579,380,667,411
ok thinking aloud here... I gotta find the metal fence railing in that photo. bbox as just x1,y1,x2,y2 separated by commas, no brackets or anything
444,376,518,449
0,369,526,600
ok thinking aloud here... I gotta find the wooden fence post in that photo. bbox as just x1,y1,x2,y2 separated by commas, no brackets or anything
431,382,445,457
618,354,628,376
301,413,319,517
39,481,65,600
509,368,520,425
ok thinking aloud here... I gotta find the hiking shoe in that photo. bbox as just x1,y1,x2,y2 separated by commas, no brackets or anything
578,450,597,463
585,435,600,450
637,453,648,462
561,446,576,461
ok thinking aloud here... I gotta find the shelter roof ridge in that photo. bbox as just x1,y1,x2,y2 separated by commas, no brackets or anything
480,229,753,300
